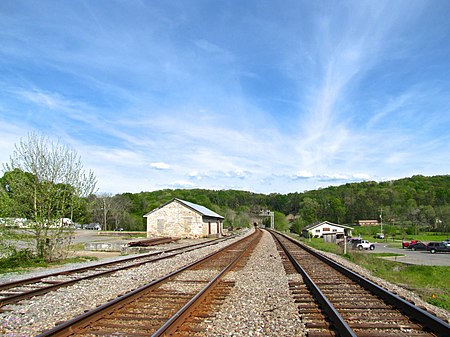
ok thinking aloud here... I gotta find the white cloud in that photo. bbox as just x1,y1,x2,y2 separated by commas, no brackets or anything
293,170,314,179
0,1,448,195
16,89,70,110
165,180,196,189
150,162,171,170
194,39,227,55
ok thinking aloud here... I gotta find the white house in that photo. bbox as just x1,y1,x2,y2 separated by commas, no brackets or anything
143,198,224,239
302,221,353,238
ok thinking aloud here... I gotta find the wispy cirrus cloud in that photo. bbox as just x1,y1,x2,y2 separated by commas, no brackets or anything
0,1,448,194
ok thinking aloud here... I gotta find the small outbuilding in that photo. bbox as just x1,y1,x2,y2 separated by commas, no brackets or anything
143,198,224,239
302,221,353,238
356,220,379,226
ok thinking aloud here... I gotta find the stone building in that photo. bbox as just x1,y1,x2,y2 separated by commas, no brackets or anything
143,198,224,238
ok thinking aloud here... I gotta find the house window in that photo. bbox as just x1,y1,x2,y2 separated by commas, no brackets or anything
315,229,320,233
332,229,337,232
323,227,330,232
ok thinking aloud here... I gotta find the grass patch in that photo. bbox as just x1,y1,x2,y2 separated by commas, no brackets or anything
345,252,450,310
69,242,86,251
298,237,450,311
301,238,342,254
0,250,97,275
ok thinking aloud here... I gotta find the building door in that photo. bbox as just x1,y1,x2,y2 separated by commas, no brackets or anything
157,219,165,234
183,217,192,235
208,222,211,235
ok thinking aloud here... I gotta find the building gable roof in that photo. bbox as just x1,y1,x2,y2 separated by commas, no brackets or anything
144,198,224,219
175,199,224,219
303,221,353,230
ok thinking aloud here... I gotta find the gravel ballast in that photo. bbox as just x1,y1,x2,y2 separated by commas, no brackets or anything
0,232,252,336
1,229,448,336
204,230,305,336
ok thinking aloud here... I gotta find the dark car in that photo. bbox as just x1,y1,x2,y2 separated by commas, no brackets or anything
348,238,362,246
426,242,450,254
407,242,427,251
84,223,101,230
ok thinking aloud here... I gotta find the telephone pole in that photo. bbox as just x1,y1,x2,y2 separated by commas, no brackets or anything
380,208,383,237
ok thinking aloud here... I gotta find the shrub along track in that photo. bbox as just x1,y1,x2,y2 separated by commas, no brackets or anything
269,230,450,337
0,236,235,308
36,229,261,336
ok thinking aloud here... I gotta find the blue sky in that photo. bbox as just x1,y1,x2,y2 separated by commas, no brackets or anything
1,0,449,194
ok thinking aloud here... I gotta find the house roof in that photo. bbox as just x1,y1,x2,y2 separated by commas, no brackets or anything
144,198,224,219
303,221,353,230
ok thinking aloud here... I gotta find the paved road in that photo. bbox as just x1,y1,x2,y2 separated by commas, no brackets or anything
372,243,450,266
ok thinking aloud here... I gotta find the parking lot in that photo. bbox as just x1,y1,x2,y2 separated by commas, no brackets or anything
373,243,450,266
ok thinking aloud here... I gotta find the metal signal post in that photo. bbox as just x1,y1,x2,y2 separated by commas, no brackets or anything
259,209,274,229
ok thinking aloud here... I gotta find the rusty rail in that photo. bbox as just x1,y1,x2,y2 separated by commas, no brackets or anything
36,229,260,336
270,229,450,337
0,236,235,307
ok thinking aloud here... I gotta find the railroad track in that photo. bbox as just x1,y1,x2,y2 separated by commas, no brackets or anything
269,230,450,337
36,229,261,336
0,236,235,308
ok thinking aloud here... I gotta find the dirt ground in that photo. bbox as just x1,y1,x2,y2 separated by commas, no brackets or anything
69,230,147,259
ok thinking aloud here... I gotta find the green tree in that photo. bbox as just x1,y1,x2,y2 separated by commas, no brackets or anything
299,197,320,224
274,211,289,231
111,194,132,229
3,132,96,261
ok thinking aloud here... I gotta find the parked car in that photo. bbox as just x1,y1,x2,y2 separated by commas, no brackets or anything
374,233,385,239
426,242,450,254
348,238,362,245
114,227,124,231
353,240,375,250
84,223,102,230
407,242,427,251
402,239,419,249
442,239,450,247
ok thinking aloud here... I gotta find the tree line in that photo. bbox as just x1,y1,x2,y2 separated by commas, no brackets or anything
113,175,450,236
1,134,449,262
3,171,449,238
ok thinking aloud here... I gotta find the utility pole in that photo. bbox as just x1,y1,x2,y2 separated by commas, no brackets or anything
380,208,383,237
103,198,107,231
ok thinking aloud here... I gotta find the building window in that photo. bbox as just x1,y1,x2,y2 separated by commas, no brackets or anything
182,217,192,233
315,229,320,233
157,219,165,233
323,227,330,231
332,229,337,232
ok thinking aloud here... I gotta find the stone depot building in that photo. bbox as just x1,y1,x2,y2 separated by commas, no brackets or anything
144,198,224,238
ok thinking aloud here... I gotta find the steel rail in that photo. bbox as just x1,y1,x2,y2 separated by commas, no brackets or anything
270,229,450,337
0,236,234,307
0,236,232,290
151,230,260,336
36,230,258,337
271,231,357,337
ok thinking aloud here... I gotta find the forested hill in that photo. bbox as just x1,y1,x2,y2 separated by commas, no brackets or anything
122,175,450,231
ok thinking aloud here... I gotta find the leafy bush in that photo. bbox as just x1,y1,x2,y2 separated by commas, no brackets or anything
0,249,44,272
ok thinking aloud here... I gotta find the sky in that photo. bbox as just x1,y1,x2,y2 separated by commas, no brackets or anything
1,0,449,195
